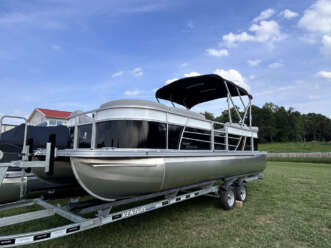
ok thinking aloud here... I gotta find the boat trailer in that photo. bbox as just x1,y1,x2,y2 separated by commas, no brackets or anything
0,115,263,247
0,152,262,247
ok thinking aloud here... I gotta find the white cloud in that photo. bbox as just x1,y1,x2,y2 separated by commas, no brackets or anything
206,48,229,57
167,70,249,90
0,1,168,31
321,35,331,57
268,62,284,69
308,95,320,100
278,85,296,91
124,89,142,96
0,50,15,60
292,99,331,117
255,85,296,97
280,9,299,19
300,33,319,44
0,13,30,25
317,70,331,79
184,72,201,77
223,20,286,47
253,9,275,22
187,20,195,29
112,71,124,78
118,3,165,14
0,12,65,30
131,67,143,77
247,59,261,66
298,0,331,34
223,32,254,47
165,78,178,85
214,69,249,91
165,72,200,85
51,44,61,51
249,21,285,43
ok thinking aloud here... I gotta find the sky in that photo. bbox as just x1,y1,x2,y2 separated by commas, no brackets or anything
0,0,331,121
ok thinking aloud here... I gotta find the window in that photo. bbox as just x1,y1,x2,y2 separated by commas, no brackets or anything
180,127,211,150
57,120,64,126
96,120,166,149
37,121,48,127
168,124,184,149
48,120,57,126
78,124,92,148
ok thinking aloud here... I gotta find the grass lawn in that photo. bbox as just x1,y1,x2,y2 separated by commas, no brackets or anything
1,161,331,248
259,142,331,153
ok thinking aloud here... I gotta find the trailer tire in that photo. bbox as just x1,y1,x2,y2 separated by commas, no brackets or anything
235,184,247,202
219,187,235,210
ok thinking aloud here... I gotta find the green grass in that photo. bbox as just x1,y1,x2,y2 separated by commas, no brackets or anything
1,162,331,247
259,142,331,153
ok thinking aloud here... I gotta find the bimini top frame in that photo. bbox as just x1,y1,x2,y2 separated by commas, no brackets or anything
155,74,252,109
156,74,253,126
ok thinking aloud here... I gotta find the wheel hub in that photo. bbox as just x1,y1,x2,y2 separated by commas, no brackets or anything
227,191,235,206
240,189,246,200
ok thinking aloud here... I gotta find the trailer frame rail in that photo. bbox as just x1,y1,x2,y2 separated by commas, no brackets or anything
0,182,223,247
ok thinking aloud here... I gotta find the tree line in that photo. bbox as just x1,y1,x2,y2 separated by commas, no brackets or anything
203,102,331,143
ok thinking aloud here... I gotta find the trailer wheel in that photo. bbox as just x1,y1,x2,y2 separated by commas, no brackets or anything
219,187,235,210
235,184,247,202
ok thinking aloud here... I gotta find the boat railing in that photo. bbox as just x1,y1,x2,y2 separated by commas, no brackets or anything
211,121,253,152
0,115,29,159
67,108,255,152
177,120,253,152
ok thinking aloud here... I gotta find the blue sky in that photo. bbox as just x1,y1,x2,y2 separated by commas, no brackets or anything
1,0,331,120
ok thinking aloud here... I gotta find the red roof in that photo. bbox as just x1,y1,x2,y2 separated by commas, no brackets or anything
37,108,72,119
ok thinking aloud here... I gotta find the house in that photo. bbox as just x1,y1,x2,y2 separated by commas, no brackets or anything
0,124,17,133
28,108,72,126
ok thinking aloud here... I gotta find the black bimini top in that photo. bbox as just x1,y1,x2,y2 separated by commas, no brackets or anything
155,74,252,109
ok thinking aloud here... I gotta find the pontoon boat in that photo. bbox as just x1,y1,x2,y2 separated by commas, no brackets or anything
29,74,267,201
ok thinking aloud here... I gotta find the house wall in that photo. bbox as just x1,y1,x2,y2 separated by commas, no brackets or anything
45,118,67,126
29,110,68,126
29,111,46,126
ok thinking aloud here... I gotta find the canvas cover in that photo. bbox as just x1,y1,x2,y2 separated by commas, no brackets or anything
0,124,71,163
156,74,252,109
